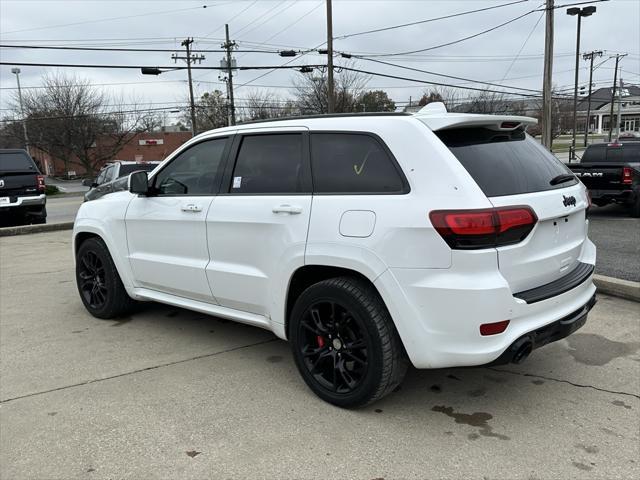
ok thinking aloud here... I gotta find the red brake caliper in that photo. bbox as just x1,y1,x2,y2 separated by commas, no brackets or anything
317,336,325,348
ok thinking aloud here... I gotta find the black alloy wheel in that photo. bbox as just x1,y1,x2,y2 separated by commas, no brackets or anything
299,300,369,394
290,277,407,408
78,249,108,309
75,237,137,319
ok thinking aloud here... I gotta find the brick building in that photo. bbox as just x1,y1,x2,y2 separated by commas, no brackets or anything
38,130,192,176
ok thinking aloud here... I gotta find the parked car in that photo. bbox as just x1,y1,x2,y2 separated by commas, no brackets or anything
83,161,160,201
569,141,640,216
73,105,596,407
0,149,47,226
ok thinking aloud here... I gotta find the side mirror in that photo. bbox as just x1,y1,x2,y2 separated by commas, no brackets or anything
129,170,149,195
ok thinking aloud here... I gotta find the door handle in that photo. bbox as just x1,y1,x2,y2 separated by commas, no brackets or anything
272,204,303,215
181,203,203,212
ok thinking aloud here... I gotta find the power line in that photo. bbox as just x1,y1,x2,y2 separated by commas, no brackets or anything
1,2,235,35
338,65,570,99
0,61,326,71
353,9,537,58
335,0,530,40
498,11,545,84
349,56,544,94
0,44,281,54
201,0,259,39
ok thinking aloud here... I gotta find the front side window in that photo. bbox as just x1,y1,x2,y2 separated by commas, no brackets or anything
230,134,304,194
154,138,228,195
310,133,405,193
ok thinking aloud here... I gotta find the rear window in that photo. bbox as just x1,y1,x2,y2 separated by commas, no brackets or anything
118,163,158,177
436,128,576,197
581,143,640,163
0,151,36,172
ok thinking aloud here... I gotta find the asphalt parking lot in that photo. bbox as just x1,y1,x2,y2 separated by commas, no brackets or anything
1,230,639,479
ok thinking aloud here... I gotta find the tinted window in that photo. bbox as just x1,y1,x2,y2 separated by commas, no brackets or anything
0,152,36,172
154,138,227,195
582,143,640,163
230,134,304,194
95,167,109,185
310,133,405,193
436,128,577,197
118,163,158,177
103,165,116,183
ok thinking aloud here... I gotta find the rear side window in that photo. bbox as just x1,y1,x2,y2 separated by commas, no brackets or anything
436,128,577,197
582,143,640,163
310,133,405,193
230,134,304,194
0,152,36,172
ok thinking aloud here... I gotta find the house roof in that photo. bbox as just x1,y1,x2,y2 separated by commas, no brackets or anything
576,84,640,111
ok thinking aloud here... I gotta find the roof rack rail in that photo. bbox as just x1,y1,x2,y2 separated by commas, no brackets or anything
236,111,411,126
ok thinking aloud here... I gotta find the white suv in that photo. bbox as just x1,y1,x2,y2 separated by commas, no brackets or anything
73,103,596,407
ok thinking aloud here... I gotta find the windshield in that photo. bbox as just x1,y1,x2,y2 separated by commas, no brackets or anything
436,127,577,197
117,163,158,178
0,151,37,172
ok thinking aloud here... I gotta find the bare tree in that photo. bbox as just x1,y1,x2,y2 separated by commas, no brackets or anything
292,65,370,114
6,72,149,176
242,90,297,120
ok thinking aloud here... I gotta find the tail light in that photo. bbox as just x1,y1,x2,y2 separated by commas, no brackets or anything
622,167,633,185
429,206,537,249
36,174,45,193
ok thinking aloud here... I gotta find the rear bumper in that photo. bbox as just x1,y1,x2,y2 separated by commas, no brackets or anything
0,194,46,209
374,239,597,369
488,293,596,366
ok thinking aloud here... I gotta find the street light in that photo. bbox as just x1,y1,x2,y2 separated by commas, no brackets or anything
567,5,597,160
11,67,31,157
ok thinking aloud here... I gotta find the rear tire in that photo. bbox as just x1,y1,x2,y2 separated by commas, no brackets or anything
289,276,407,408
76,237,137,319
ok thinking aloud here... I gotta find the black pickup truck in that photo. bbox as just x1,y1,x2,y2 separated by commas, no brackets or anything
568,141,640,217
0,149,47,226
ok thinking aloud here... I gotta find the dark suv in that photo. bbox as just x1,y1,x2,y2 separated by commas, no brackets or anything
0,149,47,226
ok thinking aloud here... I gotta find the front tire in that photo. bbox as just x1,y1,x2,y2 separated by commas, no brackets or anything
76,237,136,319
290,276,407,408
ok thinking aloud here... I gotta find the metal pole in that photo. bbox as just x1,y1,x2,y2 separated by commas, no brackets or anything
616,76,623,138
541,0,554,150
608,55,620,141
225,24,236,126
582,51,601,147
326,0,334,114
12,69,30,155
570,14,581,160
182,38,197,136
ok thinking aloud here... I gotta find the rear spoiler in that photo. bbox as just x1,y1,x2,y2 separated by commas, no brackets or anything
413,102,538,132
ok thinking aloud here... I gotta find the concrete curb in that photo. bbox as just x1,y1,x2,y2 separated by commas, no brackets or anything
0,221,74,237
594,274,640,303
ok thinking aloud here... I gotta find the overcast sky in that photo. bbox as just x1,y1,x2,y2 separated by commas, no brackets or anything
1,0,639,121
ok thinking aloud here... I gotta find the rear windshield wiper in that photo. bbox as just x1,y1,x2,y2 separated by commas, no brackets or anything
550,173,576,186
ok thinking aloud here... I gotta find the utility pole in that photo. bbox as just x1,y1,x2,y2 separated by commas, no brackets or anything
172,38,204,136
11,68,30,156
582,50,602,146
567,5,596,160
607,54,624,141
326,0,334,114
222,24,236,126
541,0,554,150
616,76,623,139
